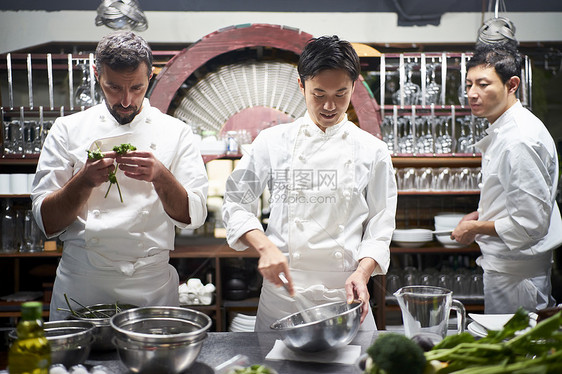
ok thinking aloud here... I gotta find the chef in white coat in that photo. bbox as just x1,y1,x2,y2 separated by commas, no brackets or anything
31,32,208,320
451,42,562,313
222,36,397,331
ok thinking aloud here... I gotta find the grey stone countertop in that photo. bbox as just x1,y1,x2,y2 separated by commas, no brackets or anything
85,331,378,373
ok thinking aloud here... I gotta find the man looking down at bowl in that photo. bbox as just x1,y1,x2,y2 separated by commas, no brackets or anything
451,42,561,313
31,31,208,320
222,36,397,330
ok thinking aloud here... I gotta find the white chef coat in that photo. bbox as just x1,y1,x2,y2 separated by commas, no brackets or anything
222,112,397,331
31,99,208,320
474,100,562,313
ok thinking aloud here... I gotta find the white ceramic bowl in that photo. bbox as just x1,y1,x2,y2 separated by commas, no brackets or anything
434,213,465,227
436,234,467,248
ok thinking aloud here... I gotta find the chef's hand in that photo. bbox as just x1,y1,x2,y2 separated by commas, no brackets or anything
346,258,376,323
451,211,479,245
115,151,165,182
240,229,294,295
452,212,497,245
81,155,116,187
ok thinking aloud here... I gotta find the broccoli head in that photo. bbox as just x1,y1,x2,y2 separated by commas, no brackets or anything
366,333,426,374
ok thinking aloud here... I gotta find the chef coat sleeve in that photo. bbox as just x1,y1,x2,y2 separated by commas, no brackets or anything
31,117,75,238
494,141,556,251
222,131,271,251
356,148,397,275
168,125,208,229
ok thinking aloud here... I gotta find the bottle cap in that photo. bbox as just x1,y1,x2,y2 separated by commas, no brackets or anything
21,301,43,320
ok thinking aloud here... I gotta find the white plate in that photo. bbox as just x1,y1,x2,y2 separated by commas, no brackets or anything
468,313,514,331
468,313,537,335
392,240,430,248
467,321,487,337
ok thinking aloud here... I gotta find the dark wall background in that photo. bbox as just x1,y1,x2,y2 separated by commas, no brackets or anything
1,0,561,12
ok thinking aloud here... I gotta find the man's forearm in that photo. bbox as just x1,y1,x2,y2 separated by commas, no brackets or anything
153,168,190,224
240,229,271,253
473,220,497,236
41,174,93,236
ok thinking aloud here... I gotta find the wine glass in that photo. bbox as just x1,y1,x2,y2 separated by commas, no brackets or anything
392,62,420,105
424,62,441,105
74,62,101,107
458,84,468,106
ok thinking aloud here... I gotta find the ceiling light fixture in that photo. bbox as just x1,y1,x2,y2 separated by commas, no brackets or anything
95,0,148,32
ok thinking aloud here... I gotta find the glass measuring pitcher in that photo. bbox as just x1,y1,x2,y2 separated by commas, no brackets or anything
394,285,466,344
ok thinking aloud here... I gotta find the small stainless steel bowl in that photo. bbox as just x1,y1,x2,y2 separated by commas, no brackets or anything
10,320,95,367
69,303,137,351
270,300,362,352
110,306,212,374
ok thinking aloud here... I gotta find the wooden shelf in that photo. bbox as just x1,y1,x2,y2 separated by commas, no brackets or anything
391,155,482,168
0,250,61,258
398,190,480,196
391,243,480,254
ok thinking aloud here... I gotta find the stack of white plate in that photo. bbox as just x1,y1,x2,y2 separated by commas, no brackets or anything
392,229,433,247
228,313,256,332
434,213,466,248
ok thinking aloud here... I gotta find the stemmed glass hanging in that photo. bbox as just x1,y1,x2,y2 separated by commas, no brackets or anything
74,61,101,107
392,62,420,105
424,62,441,105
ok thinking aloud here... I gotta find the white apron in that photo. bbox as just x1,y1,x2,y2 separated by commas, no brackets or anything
477,254,555,314
50,133,179,320
254,121,376,331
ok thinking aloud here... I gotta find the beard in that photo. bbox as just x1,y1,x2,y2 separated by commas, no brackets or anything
106,102,141,125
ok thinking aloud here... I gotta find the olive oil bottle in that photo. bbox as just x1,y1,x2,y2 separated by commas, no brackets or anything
8,301,51,374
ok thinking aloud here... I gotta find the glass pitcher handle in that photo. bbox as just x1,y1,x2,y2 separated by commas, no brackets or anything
451,299,466,334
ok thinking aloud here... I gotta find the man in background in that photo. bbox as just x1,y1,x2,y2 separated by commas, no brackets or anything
452,42,561,313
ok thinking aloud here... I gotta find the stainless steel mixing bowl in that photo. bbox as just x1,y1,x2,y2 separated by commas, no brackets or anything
110,306,212,374
10,320,95,367
270,300,362,352
69,303,137,351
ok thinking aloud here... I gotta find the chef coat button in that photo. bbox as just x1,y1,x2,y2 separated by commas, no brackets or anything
150,143,156,150
137,242,143,248
92,209,100,217
146,117,152,124
91,237,99,244
298,155,306,163
484,155,491,161
493,128,500,134
142,210,149,216
338,224,345,233
342,131,349,139
477,208,483,214
478,183,483,189
333,251,343,259
99,115,105,122
342,190,351,199
303,129,310,136
345,160,352,167
293,252,301,261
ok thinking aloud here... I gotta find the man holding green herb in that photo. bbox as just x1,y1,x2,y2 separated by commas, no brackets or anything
31,31,208,320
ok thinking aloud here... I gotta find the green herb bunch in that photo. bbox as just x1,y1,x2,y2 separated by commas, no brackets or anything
423,308,562,373
86,142,137,203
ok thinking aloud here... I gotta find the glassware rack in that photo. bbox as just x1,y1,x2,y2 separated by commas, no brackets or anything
1,52,100,159
372,51,532,157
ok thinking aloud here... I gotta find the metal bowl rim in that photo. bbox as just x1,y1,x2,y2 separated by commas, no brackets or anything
110,306,212,342
70,303,138,323
10,320,96,345
269,300,363,331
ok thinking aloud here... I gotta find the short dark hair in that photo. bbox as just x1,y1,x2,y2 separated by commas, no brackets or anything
466,42,522,84
95,31,153,77
297,35,360,86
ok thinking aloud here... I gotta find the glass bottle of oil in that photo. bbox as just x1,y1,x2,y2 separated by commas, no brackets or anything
8,301,51,374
